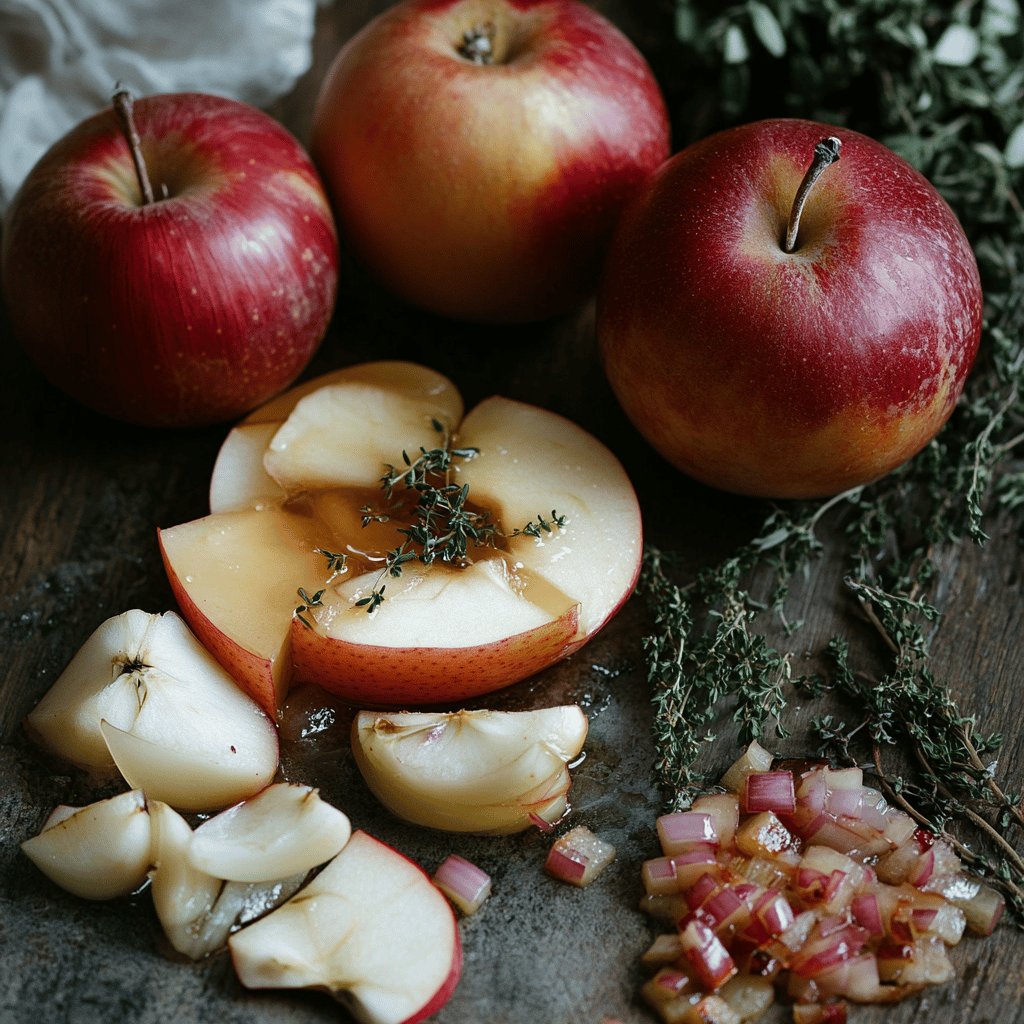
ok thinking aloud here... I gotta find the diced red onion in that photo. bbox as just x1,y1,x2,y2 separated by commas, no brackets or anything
909,848,935,887
657,811,718,854
754,891,795,938
702,886,745,931
826,786,864,819
432,854,491,915
744,771,796,814
680,919,737,991
545,847,586,885
851,894,884,937
687,872,720,909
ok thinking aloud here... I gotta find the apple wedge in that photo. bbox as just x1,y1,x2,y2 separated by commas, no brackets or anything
229,830,462,1024
189,783,351,882
352,706,588,834
148,786,350,959
25,609,278,811
162,361,641,710
209,361,463,513
21,790,151,900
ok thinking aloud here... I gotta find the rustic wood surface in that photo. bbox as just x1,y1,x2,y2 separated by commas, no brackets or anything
1,4,1021,1023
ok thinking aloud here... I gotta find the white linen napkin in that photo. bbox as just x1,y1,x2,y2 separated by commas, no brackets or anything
0,0,320,211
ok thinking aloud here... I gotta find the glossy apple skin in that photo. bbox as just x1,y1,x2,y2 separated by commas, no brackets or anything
290,602,580,707
2,93,338,427
598,119,983,499
311,0,669,322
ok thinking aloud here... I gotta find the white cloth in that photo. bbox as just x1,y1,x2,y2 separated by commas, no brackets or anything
0,0,320,211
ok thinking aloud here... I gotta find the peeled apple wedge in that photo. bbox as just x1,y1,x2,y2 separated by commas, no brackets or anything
352,706,588,834
160,360,642,712
189,782,352,882
148,784,350,959
25,609,278,811
229,830,462,1024
21,790,151,899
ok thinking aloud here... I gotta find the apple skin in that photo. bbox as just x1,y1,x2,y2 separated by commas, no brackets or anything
311,0,669,322
2,92,338,428
290,600,580,707
598,118,983,499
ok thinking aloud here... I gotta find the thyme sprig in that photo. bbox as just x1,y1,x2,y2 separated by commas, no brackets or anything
641,0,1024,920
295,421,566,622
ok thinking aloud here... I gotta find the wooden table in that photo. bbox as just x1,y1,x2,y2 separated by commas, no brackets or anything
1,4,1020,1023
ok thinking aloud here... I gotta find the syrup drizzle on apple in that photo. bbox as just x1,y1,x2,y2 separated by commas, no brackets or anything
111,83,156,206
783,136,842,254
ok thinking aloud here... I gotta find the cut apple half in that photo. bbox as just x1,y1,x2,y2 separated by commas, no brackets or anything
352,706,588,834
25,609,278,811
21,790,152,900
162,361,641,710
229,829,462,1024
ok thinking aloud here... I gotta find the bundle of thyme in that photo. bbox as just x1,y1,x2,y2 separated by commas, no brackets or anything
642,0,1024,919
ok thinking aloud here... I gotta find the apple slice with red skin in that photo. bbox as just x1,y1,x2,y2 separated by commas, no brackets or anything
229,830,462,1024
159,505,336,718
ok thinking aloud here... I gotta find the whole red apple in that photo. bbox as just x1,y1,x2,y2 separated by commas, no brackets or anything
2,91,339,428
311,0,669,323
598,119,983,499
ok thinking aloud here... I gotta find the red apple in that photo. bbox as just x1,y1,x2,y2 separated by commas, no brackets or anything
311,0,669,322
2,90,338,428
598,119,983,499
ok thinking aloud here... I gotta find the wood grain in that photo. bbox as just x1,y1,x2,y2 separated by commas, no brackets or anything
1,4,1021,1023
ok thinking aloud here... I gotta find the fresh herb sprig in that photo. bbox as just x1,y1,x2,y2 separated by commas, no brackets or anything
295,421,566,622
641,0,1024,919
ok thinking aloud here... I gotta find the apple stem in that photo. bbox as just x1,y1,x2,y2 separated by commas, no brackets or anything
783,136,842,253
112,82,155,206
457,22,495,64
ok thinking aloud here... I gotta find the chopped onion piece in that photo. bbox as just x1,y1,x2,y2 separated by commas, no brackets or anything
792,1003,848,1024
743,771,795,815
433,854,491,915
680,919,737,991
721,741,774,793
657,812,718,854
545,825,614,887
734,811,792,858
691,794,741,848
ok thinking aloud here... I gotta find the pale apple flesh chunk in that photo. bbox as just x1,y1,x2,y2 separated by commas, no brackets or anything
158,505,337,718
189,783,352,882
20,790,152,900
352,706,589,834
229,830,462,1024
25,609,278,811
455,396,643,649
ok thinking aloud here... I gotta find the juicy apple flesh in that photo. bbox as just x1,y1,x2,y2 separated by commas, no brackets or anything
161,362,641,711
229,829,462,1024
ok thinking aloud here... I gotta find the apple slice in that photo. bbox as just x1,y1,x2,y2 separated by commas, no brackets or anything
209,361,463,511
158,505,335,717
455,395,643,650
25,609,278,811
189,783,351,882
21,790,151,899
229,830,461,1024
352,706,588,834
292,558,580,706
